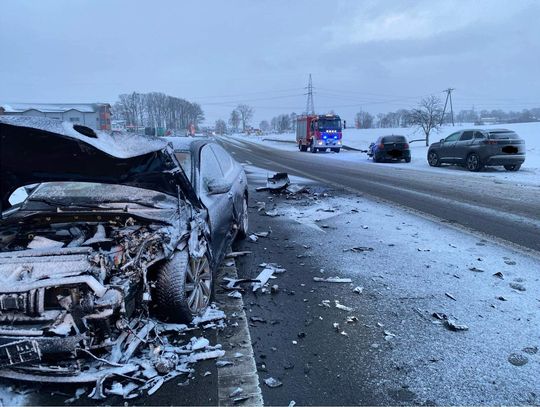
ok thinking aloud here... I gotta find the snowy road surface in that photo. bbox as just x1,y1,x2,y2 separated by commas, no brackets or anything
232,166,540,405
219,136,540,253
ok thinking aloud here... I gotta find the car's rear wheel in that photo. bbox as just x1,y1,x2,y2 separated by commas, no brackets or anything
466,153,483,172
504,164,521,171
236,195,249,240
331,148,340,153
155,250,212,323
428,151,440,167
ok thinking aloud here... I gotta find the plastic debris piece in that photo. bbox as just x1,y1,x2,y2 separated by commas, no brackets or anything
255,231,270,238
248,234,258,242
271,284,279,294
350,246,373,252
288,401,296,407
444,319,469,331
493,272,504,279
432,312,447,320
346,316,359,324
216,360,234,368
252,267,275,292
313,277,352,283
226,251,252,258
264,377,283,388
229,387,244,398
445,292,457,301
353,286,364,294
469,266,485,272
191,337,210,351
335,301,354,312
333,323,340,331
250,316,266,323
228,291,242,299
510,282,526,292
267,172,290,191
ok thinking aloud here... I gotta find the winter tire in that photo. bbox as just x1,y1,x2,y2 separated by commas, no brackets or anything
466,153,483,172
155,249,213,323
428,151,440,167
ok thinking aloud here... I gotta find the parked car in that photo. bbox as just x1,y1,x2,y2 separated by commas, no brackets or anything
368,135,411,163
427,128,526,171
0,117,248,382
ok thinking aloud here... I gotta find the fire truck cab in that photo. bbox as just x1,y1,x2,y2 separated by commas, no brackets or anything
296,114,342,153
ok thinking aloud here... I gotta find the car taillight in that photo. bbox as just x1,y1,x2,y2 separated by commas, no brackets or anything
404,143,409,149
379,143,385,149
483,140,497,145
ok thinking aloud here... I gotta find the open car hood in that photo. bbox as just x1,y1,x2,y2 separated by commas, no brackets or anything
0,116,197,210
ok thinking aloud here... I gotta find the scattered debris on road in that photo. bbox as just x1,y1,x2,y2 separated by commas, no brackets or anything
264,377,283,388
226,250,252,258
444,319,469,331
353,286,364,294
313,277,353,283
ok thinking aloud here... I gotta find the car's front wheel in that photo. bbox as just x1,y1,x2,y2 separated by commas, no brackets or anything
466,153,483,172
504,164,521,171
428,151,440,167
155,250,213,323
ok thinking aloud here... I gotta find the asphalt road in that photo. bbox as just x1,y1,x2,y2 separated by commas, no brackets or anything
219,137,540,253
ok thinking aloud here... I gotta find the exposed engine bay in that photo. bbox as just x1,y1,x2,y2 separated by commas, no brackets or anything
0,211,210,383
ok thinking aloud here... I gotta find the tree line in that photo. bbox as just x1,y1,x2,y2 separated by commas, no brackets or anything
113,92,204,131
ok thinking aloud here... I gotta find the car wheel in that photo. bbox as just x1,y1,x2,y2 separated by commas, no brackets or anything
466,153,483,172
405,157,411,163
373,155,381,163
236,195,249,240
504,164,521,171
155,250,212,323
428,151,440,167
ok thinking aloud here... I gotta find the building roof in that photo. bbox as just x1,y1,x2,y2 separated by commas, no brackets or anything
0,103,110,114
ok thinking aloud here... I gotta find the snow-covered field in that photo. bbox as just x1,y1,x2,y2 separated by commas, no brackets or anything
231,122,540,186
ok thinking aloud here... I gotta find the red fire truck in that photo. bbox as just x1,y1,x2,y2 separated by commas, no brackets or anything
296,114,342,153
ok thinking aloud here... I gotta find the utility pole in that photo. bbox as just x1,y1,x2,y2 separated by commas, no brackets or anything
441,88,455,126
305,74,315,115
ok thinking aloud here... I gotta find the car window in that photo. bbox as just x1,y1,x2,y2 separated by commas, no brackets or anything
488,130,519,139
382,136,406,143
200,145,224,193
474,131,485,139
459,131,474,141
174,151,192,181
211,144,236,178
445,132,461,142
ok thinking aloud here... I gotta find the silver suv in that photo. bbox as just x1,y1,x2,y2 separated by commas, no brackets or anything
427,129,526,172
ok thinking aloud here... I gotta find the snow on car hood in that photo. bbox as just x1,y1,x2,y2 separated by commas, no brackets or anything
0,116,197,210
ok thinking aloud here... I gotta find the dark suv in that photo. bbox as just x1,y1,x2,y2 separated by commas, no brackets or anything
427,129,526,172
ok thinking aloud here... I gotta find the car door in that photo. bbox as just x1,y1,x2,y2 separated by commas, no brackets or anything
198,144,234,256
438,132,461,162
453,130,474,162
211,144,244,219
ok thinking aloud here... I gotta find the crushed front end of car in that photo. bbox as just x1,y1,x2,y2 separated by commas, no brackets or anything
0,117,216,386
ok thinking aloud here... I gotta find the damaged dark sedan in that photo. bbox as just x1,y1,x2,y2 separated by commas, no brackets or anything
0,117,248,383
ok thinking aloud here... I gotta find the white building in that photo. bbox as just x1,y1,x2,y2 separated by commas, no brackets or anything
0,103,112,130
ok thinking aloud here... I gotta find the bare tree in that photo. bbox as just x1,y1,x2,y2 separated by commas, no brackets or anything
259,120,270,132
355,111,374,129
215,119,227,135
229,109,240,132
408,96,443,146
236,104,253,132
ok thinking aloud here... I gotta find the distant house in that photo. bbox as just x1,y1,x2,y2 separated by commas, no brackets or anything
0,103,112,130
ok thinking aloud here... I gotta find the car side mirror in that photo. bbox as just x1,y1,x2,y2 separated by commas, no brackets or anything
206,178,232,195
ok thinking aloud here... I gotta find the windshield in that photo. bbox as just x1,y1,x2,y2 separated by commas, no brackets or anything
318,118,341,130
28,182,177,208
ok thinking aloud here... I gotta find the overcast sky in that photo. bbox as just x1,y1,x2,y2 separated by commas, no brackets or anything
1,0,539,125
